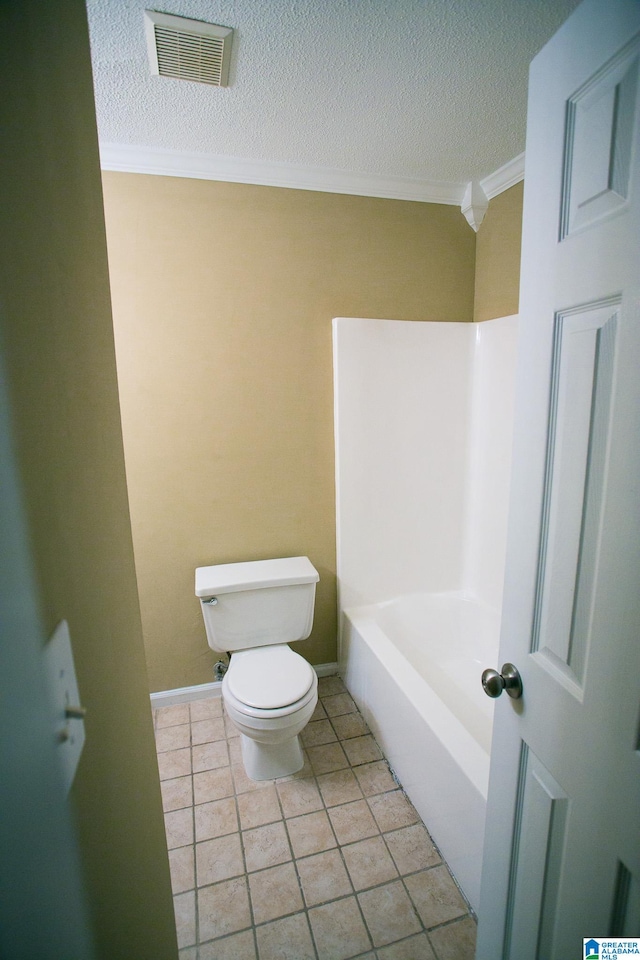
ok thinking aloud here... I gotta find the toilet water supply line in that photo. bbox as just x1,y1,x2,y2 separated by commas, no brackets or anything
204,596,229,680
214,659,228,681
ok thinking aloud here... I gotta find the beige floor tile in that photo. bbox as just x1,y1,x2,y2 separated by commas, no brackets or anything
158,686,474,960
237,785,282,830
173,890,196,948
286,810,337,858
248,862,303,925
384,823,441,875
376,933,437,960
169,845,195,894
310,699,328,721
158,747,191,781
223,714,240,739
156,723,191,753
228,737,243,765
277,777,323,818
322,693,357,718
242,821,291,872
193,767,234,805
232,762,273,795
330,712,370,740
301,719,338,747
165,808,194,849
367,791,419,833
194,796,238,842
198,877,252,942
357,880,422,948
199,929,257,960
276,751,313,782
308,896,372,960
196,833,244,886
353,761,397,797
317,676,347,697
342,735,383,767
191,718,226,745
306,742,349,776
255,913,316,960
190,697,223,722
156,703,190,728
328,799,379,845
428,917,477,960
342,835,398,891
192,740,229,773
404,866,468,929
161,775,193,812
297,848,353,907
178,948,197,960
317,768,363,807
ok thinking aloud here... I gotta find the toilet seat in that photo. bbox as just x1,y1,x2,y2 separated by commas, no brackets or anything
224,644,315,712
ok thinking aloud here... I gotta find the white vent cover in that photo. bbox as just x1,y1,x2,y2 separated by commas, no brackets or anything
144,10,233,87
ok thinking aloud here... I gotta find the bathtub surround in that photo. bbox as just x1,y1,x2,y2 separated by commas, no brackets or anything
334,315,517,911
102,174,476,692
334,316,517,613
155,675,477,959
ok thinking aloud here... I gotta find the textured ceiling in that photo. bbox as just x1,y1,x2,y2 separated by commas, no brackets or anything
87,0,582,187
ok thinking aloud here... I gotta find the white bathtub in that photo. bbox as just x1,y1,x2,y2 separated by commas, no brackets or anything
340,591,497,914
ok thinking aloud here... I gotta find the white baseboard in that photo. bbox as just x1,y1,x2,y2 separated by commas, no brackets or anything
150,680,222,708
150,662,339,709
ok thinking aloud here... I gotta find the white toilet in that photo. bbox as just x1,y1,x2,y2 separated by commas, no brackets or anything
195,556,320,780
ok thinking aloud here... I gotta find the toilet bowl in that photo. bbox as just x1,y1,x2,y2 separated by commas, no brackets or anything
222,645,318,779
195,556,320,780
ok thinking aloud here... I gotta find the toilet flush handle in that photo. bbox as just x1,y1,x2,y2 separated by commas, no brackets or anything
204,597,218,605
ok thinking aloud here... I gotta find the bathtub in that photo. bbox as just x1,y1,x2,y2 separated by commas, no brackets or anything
339,591,497,913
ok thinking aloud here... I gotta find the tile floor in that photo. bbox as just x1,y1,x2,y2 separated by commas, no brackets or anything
154,675,477,960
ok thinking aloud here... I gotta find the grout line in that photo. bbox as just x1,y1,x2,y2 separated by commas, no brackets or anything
156,681,476,957
188,714,200,951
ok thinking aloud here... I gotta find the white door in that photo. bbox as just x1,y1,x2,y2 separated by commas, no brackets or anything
477,0,640,956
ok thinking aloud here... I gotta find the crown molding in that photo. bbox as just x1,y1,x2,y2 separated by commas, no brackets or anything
461,180,490,232
99,142,466,206
479,152,525,200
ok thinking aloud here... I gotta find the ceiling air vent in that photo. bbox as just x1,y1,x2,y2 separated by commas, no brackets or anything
144,10,233,87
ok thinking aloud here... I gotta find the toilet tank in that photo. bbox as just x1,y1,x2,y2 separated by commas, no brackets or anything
195,556,319,653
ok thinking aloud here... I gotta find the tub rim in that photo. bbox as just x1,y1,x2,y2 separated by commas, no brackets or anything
344,603,490,800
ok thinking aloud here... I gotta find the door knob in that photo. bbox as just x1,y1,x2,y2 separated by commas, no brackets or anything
481,663,523,699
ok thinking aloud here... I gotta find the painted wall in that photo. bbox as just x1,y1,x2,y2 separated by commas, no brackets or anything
0,2,177,957
473,182,524,322
102,174,476,691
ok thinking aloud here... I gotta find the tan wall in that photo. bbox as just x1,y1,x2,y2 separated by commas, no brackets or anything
473,182,524,321
0,2,177,957
102,174,476,691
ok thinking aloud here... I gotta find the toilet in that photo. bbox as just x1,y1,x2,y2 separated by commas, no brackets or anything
195,556,320,780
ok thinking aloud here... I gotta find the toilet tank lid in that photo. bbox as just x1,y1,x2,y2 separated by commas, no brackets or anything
195,556,319,597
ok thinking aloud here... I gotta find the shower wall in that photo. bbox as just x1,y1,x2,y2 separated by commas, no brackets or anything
334,315,517,614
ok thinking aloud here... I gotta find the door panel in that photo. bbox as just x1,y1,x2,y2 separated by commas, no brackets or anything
533,300,618,686
561,38,639,238
506,748,569,959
